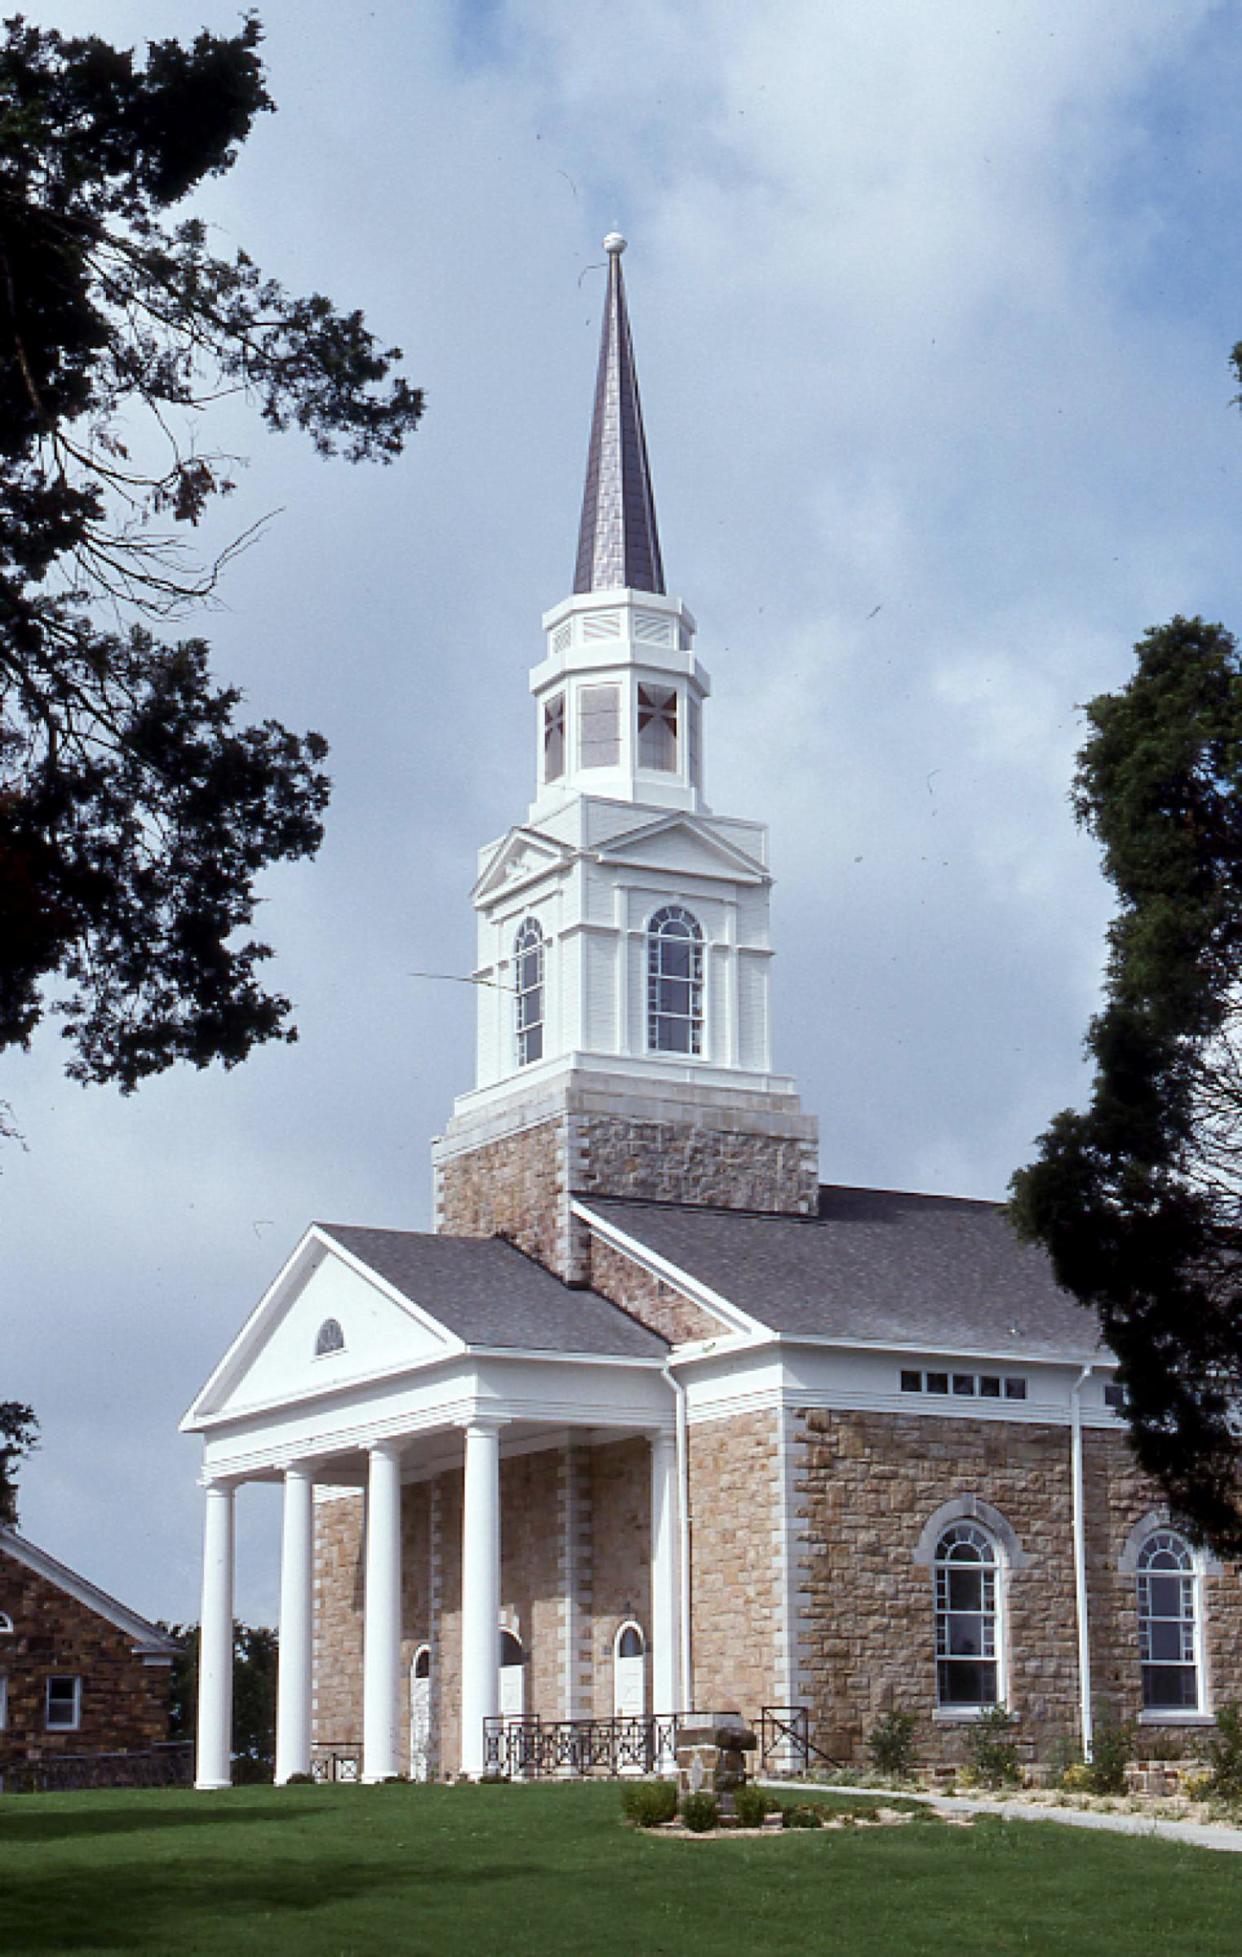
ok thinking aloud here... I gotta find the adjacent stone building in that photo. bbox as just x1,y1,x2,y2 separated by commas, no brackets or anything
183,235,1236,1790
0,1524,178,1786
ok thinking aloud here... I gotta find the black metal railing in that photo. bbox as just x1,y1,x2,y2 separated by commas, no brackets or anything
758,1705,843,1775
3,1741,194,1794
482,1710,714,1779
311,1741,361,1783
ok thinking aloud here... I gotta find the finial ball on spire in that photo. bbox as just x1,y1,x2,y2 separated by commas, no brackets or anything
603,232,627,256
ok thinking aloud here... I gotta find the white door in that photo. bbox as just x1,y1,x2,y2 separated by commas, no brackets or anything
409,1646,431,1781
499,1629,525,1717
614,1622,646,1718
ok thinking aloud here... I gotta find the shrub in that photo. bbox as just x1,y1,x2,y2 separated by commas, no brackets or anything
1203,1704,1242,1803
867,1709,918,1779
680,1792,720,1833
781,1801,824,1829
1085,1716,1134,1796
1060,1761,1093,1793
284,1771,315,1786
731,1784,771,1827
621,1780,678,1828
964,1706,1021,1788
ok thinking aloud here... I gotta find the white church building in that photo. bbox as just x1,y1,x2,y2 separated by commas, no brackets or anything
183,237,1242,1790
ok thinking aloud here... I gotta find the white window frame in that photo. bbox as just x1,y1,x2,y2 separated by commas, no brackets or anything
45,1674,82,1732
313,1317,345,1359
1136,1528,1206,1718
932,1521,1006,1717
514,918,545,1067
0,1672,7,1732
646,906,704,1056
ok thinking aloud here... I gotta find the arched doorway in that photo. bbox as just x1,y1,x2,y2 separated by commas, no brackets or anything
613,1620,647,1719
409,1644,431,1782
499,1627,525,1718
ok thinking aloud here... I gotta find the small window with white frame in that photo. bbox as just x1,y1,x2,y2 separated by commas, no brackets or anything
637,683,678,771
934,1522,1002,1711
543,694,566,782
1137,1529,1202,1712
579,683,620,768
514,917,545,1066
45,1675,81,1731
0,1612,13,1634
314,1318,345,1358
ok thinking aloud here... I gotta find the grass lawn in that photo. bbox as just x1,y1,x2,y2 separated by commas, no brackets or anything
1,1780,1240,1957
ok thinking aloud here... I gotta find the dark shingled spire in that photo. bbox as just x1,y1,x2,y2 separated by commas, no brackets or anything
573,234,666,596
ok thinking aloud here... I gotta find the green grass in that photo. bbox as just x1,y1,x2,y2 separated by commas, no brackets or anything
0,1780,1240,1956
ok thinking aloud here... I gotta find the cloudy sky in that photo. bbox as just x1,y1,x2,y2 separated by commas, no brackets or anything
6,0,1242,1626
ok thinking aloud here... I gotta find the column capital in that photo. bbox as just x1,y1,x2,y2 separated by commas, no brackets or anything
367,1436,405,1464
458,1414,508,1437
280,1459,318,1483
199,1473,239,1495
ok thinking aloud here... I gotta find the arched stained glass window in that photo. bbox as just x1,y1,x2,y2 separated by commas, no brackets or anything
1137,1530,1201,1711
647,906,703,1055
934,1522,1000,1709
514,918,545,1066
314,1318,345,1357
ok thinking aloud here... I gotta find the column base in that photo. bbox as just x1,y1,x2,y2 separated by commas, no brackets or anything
194,1776,233,1792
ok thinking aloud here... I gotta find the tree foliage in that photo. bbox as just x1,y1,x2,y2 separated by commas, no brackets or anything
0,17,422,1090
1011,616,1242,1550
0,1399,38,1524
166,1618,277,1772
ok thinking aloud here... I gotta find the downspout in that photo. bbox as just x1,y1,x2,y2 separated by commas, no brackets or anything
1070,1364,1094,1763
662,1363,693,1711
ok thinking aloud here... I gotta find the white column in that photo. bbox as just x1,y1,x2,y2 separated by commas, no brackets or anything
195,1479,235,1790
460,1419,503,1777
362,1440,404,1783
274,1463,315,1785
650,1431,680,1744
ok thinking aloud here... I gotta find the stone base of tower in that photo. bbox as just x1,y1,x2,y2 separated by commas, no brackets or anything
432,1065,818,1280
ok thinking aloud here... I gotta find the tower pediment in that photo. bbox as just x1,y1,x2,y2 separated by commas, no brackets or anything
593,811,770,885
472,826,573,906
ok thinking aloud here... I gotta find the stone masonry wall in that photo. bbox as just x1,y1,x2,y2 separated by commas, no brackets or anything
588,1438,653,1717
794,1409,1242,1768
436,1103,818,1285
436,1120,567,1272
585,1237,719,1345
688,1410,785,1717
570,1115,819,1218
0,1549,170,1771
312,1491,365,1748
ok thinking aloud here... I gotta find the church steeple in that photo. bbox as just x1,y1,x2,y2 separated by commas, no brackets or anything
573,234,665,597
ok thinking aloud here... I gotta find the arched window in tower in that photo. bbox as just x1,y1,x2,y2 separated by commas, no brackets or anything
647,906,703,1055
1137,1529,1202,1711
934,1521,1001,1709
638,683,678,771
514,918,545,1066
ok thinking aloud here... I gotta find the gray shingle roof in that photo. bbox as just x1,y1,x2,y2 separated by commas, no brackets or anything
317,1225,667,1361
582,1186,1108,1362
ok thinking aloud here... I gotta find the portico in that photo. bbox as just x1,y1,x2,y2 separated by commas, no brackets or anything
181,1222,678,1786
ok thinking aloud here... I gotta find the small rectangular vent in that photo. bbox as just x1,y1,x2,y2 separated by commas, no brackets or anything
551,621,572,655
583,611,622,639
634,612,673,645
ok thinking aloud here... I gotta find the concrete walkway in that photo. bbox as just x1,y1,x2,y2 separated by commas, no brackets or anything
761,1780,1242,1856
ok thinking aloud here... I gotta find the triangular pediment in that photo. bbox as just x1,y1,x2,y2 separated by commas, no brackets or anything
593,813,769,884
473,826,573,905
182,1227,463,1426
